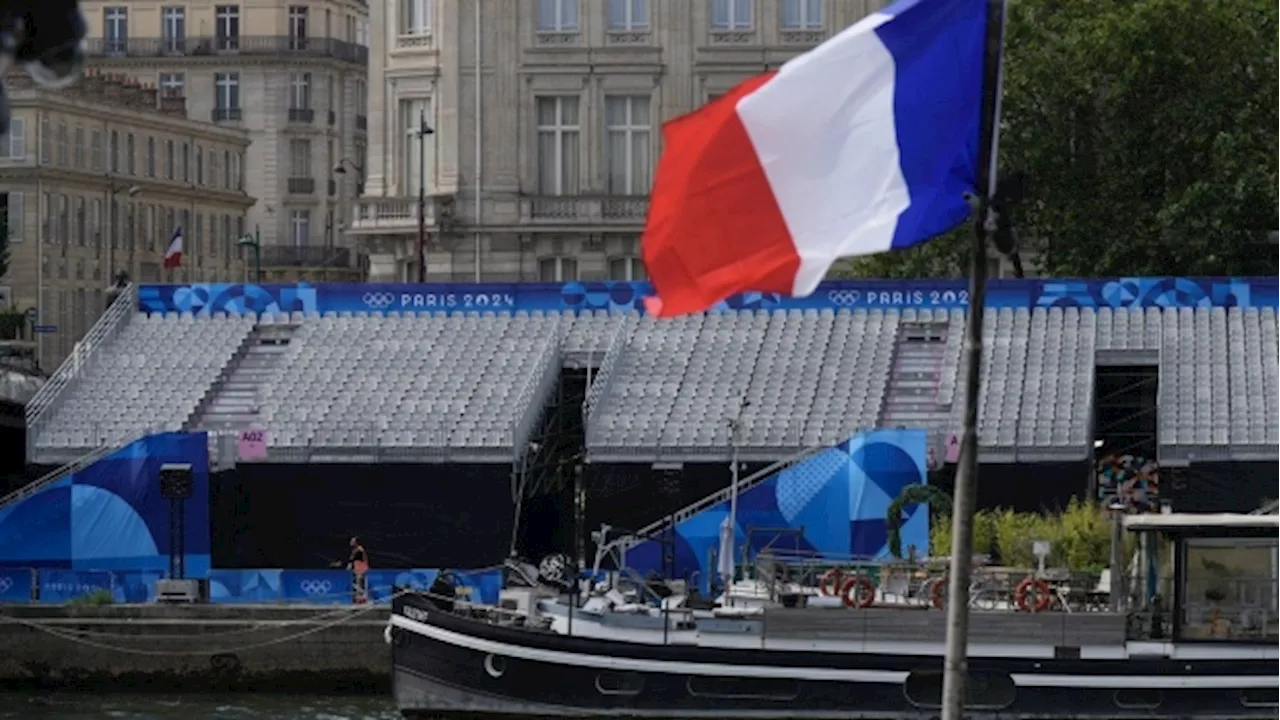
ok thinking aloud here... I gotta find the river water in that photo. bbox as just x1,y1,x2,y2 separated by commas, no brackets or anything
0,694,400,719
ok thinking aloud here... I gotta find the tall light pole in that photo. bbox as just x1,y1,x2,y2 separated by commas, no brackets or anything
106,181,141,281
415,110,434,283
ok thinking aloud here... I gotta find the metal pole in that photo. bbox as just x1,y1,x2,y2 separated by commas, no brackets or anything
939,213,988,720
1109,504,1125,612
253,225,261,283
473,0,482,283
416,109,427,283
940,4,1007,719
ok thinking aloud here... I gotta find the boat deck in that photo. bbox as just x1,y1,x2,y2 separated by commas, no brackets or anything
760,606,1127,646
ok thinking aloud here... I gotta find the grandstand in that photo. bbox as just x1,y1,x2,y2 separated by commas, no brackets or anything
14,277,1280,565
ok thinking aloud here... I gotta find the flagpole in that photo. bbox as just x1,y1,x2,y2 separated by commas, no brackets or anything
940,1,1008,719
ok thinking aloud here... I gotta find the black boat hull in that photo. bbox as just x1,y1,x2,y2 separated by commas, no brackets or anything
389,597,1278,719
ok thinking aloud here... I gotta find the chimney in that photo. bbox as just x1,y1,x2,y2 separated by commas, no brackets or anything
121,79,144,108
102,73,125,101
140,84,158,109
81,68,106,96
160,95,187,117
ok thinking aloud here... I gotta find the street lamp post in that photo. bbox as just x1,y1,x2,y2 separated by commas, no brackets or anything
106,181,141,281
236,225,261,283
415,111,434,283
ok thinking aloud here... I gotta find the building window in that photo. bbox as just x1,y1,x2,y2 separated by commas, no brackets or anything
181,142,190,182
126,133,135,175
608,256,646,281
165,139,175,179
536,96,580,196
161,6,185,51
215,5,240,50
39,116,51,164
109,130,119,172
103,7,128,53
400,98,433,196
224,150,233,188
73,126,85,168
146,137,155,177
536,0,578,31
290,72,312,109
56,123,68,166
89,130,102,170
159,72,185,98
0,117,23,159
401,0,431,34
5,193,23,241
780,0,822,29
289,138,312,177
539,257,579,282
710,0,752,29
605,96,652,195
196,146,204,185
74,197,85,245
608,0,649,30
287,5,308,48
215,73,240,119
289,210,311,247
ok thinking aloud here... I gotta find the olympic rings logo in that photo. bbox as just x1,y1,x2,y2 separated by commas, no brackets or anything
827,290,862,306
0,577,12,593
363,292,396,309
299,580,333,596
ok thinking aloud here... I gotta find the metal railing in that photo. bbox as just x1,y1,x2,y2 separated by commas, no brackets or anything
25,284,137,446
0,443,120,509
86,35,368,65
259,245,352,268
509,320,566,463
582,317,632,423
621,443,832,552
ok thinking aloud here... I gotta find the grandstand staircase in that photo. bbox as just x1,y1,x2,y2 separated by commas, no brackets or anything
187,324,296,432
879,321,953,432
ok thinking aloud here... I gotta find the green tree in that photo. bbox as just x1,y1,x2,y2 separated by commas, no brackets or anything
833,0,1278,280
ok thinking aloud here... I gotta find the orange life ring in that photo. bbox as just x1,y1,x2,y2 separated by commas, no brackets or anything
840,575,877,608
818,569,844,597
929,577,948,609
1015,577,1052,613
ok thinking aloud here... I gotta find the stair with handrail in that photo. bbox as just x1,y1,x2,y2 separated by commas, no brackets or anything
24,284,138,458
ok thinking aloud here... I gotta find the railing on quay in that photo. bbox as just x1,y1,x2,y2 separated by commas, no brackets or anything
86,36,368,65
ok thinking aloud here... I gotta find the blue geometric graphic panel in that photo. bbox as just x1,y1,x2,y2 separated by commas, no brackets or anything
626,429,929,589
0,432,211,576
137,277,1276,317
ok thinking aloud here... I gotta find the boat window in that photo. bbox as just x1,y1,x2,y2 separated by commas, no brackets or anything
686,677,798,700
1180,537,1278,642
595,671,644,696
903,669,1016,710
1114,688,1162,709
1240,688,1279,708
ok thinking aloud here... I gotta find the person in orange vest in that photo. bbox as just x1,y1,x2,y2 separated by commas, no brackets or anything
346,536,370,604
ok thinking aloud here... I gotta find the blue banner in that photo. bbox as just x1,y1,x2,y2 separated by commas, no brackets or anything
279,569,355,605
38,569,113,602
207,569,283,604
138,277,1278,317
0,568,33,602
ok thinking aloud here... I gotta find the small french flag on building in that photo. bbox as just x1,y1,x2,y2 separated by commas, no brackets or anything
163,227,183,269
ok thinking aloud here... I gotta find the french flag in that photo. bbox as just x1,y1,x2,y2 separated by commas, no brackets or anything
642,0,1000,317
163,227,183,269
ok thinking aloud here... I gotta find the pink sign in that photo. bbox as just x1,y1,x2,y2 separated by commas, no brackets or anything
945,432,962,464
237,429,269,461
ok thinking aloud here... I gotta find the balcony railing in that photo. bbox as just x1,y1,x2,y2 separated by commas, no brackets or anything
86,36,368,65
287,177,315,194
212,107,242,122
259,245,352,268
521,195,649,224
351,197,436,232
288,108,315,124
